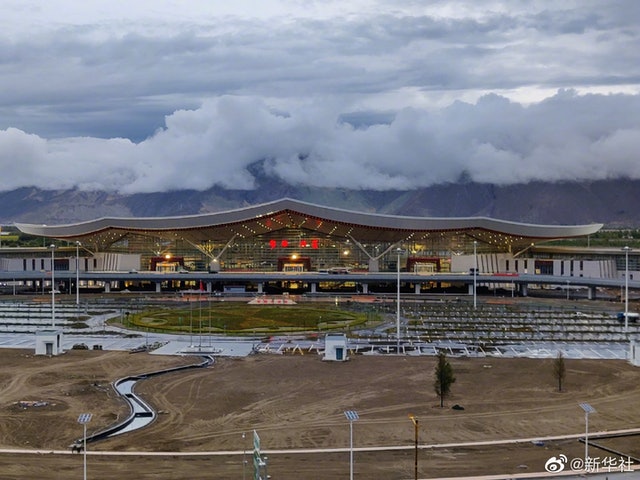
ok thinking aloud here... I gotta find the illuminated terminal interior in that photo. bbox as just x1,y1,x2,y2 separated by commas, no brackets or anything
102,229,505,273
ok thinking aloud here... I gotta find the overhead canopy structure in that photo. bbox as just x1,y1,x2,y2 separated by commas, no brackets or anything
16,197,602,252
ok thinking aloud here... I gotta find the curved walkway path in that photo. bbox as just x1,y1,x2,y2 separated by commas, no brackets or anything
71,354,214,447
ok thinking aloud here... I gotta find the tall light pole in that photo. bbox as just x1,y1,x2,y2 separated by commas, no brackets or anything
397,247,402,352
623,246,630,334
344,410,359,480
473,241,478,309
579,403,595,466
242,431,247,480
75,241,81,306
50,244,56,327
77,413,92,480
409,414,419,480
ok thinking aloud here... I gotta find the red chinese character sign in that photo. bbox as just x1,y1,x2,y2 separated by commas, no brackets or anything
268,239,320,249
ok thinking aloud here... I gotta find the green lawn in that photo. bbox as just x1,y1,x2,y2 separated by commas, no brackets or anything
126,302,379,335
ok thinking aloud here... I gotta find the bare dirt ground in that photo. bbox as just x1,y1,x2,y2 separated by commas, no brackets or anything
0,348,639,479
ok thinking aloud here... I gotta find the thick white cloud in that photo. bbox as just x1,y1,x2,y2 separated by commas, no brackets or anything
1,91,639,193
0,1,638,193
0,128,136,191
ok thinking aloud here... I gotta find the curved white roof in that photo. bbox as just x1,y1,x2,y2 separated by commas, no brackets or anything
16,197,603,250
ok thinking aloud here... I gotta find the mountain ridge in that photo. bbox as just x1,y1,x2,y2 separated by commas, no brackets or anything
1,179,638,227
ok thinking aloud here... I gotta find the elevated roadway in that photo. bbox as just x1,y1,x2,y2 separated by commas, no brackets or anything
0,270,637,299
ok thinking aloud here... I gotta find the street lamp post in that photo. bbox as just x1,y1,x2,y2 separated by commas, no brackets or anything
579,403,595,467
50,244,56,327
344,410,359,480
77,413,92,480
76,241,81,306
242,431,247,480
409,415,419,480
396,247,403,353
473,241,477,309
623,246,630,334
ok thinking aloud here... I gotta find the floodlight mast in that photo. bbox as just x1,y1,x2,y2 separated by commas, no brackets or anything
77,413,92,480
50,244,56,327
242,432,247,480
579,403,595,466
473,241,477,309
76,241,81,306
623,246,630,334
344,410,359,480
396,248,404,353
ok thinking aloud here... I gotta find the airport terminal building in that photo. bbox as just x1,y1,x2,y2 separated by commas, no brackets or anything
5,198,638,295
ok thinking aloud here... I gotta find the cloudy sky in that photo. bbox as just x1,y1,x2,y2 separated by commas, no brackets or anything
0,0,639,194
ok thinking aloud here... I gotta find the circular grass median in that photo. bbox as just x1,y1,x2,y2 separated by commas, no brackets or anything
126,302,379,335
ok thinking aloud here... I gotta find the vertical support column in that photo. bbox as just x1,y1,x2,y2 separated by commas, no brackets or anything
310,282,317,294
414,283,421,294
206,281,212,293
104,282,111,293
521,283,528,297
257,282,264,294
588,286,596,300
155,282,162,293
361,283,368,294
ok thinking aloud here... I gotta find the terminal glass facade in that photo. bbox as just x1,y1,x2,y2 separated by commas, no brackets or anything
101,228,487,272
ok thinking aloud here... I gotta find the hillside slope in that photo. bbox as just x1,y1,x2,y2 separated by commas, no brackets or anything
1,179,638,226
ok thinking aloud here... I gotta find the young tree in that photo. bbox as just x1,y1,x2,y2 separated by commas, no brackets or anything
434,352,456,408
553,350,566,392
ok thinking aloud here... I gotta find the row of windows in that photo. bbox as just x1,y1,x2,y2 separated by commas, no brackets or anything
23,258,98,271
